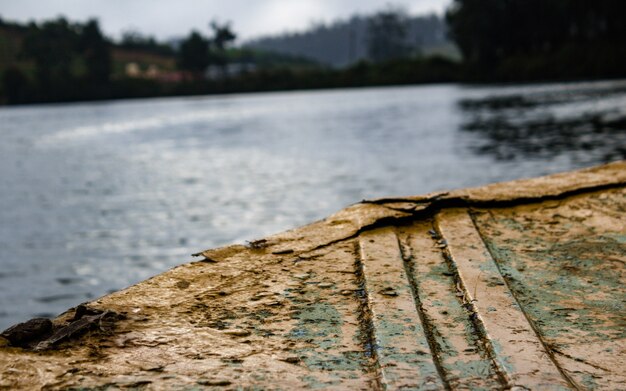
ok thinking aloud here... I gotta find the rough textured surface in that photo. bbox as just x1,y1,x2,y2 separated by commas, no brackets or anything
0,160,624,390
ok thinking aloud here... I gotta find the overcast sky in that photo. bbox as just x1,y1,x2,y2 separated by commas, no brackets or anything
0,0,450,41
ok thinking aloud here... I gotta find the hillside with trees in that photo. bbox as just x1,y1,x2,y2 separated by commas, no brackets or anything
245,12,457,68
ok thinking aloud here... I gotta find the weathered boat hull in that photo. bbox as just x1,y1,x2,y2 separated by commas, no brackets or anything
1,161,625,390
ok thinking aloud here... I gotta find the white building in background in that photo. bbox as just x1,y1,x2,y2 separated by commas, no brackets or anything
125,62,141,77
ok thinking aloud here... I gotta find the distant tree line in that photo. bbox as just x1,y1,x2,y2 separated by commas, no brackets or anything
3,18,111,103
0,17,248,104
119,30,175,56
1,1,626,105
161,55,460,97
447,0,626,80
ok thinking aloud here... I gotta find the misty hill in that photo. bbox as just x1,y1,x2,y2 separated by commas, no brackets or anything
245,13,457,68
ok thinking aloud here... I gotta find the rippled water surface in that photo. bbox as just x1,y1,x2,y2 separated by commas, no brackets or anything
1,80,625,329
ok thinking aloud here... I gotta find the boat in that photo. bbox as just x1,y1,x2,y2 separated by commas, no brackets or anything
1,160,624,390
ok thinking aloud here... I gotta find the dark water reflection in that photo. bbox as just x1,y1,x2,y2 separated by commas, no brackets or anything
0,80,624,329
459,81,626,162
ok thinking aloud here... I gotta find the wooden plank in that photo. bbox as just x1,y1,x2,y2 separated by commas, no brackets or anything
399,223,503,389
436,208,574,389
358,227,444,390
2,162,625,389
472,187,626,390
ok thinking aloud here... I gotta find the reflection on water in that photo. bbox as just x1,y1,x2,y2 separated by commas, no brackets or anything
0,80,624,329
458,80,626,162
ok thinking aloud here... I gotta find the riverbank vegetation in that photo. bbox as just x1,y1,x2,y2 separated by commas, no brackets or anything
1,0,625,105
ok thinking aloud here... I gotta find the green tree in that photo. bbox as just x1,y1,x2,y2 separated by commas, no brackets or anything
177,31,210,76
21,18,78,98
78,19,111,83
210,21,236,51
209,21,237,75
446,0,626,80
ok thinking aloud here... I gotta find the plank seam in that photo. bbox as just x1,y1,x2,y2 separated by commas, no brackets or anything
353,240,385,391
397,231,452,391
433,221,513,389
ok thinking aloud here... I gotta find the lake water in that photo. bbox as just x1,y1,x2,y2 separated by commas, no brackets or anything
1,80,625,330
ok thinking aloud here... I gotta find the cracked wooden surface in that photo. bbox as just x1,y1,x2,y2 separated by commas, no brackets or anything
1,161,624,390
